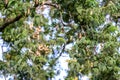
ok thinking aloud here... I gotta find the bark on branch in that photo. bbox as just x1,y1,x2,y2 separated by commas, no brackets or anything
0,14,23,32
0,1,58,32
43,3,59,9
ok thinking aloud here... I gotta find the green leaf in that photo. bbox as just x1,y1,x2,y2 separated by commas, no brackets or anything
56,37,66,45
107,25,118,33
8,0,16,7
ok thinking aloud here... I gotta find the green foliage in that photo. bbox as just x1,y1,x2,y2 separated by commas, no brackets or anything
0,0,120,80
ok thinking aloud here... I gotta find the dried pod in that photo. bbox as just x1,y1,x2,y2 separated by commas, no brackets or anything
78,33,82,39
36,27,41,32
36,50,41,56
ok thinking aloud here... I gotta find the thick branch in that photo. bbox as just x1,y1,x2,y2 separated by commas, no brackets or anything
0,1,58,32
0,0,40,32
0,14,23,32
43,3,59,9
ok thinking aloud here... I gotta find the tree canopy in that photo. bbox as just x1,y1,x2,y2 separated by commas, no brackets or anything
0,0,120,80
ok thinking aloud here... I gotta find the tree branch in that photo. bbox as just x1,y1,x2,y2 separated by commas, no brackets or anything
0,14,23,32
0,0,40,32
50,43,66,66
43,3,59,9
0,1,59,32
58,43,66,57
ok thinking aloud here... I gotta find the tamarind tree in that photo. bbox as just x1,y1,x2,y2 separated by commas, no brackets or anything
0,0,120,80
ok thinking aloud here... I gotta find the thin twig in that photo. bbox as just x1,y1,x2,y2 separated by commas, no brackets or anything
58,43,66,57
